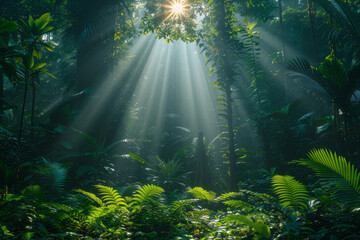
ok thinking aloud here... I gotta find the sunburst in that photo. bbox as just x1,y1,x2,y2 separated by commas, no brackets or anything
160,0,191,24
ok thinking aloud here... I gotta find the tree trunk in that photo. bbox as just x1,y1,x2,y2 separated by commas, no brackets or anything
17,73,29,179
307,0,318,63
225,83,238,191
194,131,210,188
30,75,38,140
278,0,288,104
217,0,239,191
0,73,3,116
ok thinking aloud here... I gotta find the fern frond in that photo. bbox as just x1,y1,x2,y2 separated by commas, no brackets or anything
75,189,104,207
223,200,248,209
40,157,68,194
271,175,309,211
171,200,193,214
85,207,108,225
188,187,216,201
132,184,164,204
41,202,73,212
292,149,360,206
94,185,127,207
217,192,243,201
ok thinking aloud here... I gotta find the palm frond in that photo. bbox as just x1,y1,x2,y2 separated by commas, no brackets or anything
187,187,216,201
94,185,127,207
292,149,360,206
132,184,164,204
318,55,347,89
314,0,360,41
287,57,337,97
271,175,310,211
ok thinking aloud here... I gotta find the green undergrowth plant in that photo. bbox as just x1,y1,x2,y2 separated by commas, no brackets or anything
1,153,359,240
270,148,360,239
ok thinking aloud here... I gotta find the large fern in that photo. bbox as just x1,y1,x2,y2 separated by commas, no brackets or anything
187,187,216,202
94,185,127,207
292,149,360,206
132,184,164,204
271,175,310,211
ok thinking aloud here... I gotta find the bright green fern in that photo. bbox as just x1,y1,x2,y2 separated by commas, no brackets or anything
188,187,216,201
132,184,164,204
94,185,127,207
292,148,360,206
271,175,310,211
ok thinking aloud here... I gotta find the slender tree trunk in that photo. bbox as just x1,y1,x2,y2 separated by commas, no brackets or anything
307,0,318,63
17,74,29,179
194,131,210,188
278,0,288,104
30,74,39,140
217,0,239,191
225,84,238,191
0,73,3,116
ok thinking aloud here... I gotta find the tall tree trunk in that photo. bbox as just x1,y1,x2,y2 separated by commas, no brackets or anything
194,131,210,188
278,0,288,104
30,75,39,140
0,73,3,116
217,0,239,191
17,73,29,179
225,83,238,191
307,0,318,63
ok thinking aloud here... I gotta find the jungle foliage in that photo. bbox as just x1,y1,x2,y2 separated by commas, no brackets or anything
1,0,360,239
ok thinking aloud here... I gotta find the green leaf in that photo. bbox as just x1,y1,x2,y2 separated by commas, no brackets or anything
21,232,34,240
33,62,47,70
40,26,54,34
32,49,41,59
224,215,271,238
128,152,152,167
43,70,57,79
1,225,14,236
38,42,55,52
28,16,35,29
36,13,51,31
0,19,18,32
72,128,97,145
23,55,34,70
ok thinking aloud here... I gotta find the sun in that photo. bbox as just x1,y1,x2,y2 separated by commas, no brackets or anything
160,0,191,23
171,2,185,17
